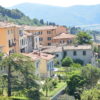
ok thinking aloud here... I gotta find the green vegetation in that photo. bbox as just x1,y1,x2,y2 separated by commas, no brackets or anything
66,64,100,100
42,80,66,97
70,27,81,34
81,88,100,100
0,6,57,26
0,53,40,100
0,6,45,26
73,59,84,65
0,52,100,100
62,57,73,67
76,31,92,44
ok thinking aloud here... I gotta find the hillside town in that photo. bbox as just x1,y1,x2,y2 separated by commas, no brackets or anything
0,22,99,77
0,20,100,100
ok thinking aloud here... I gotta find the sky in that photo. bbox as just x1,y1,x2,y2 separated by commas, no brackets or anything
0,0,100,7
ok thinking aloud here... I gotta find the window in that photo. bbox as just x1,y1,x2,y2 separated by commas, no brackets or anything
35,38,37,42
38,31,42,35
47,63,50,71
56,54,59,57
36,62,39,68
47,37,51,40
19,30,23,36
8,30,10,34
67,40,72,44
40,31,42,35
65,51,67,56
47,31,51,34
9,40,11,47
39,38,43,41
22,39,24,45
48,43,51,46
73,51,77,56
60,40,64,43
83,51,86,56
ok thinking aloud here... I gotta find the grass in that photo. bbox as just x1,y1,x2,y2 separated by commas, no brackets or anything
0,96,28,100
11,96,28,100
42,81,66,97
54,67,66,76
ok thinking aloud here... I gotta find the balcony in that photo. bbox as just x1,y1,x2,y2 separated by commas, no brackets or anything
9,43,16,47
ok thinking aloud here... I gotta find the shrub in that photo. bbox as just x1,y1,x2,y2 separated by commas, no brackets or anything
74,59,84,65
62,57,73,67
81,88,100,100
52,80,57,88
71,63,82,68
25,88,41,100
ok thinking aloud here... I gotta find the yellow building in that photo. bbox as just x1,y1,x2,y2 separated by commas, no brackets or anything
23,51,55,78
0,22,20,54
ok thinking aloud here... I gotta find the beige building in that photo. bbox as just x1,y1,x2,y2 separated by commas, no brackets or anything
53,33,75,46
24,26,67,46
23,51,55,78
0,22,20,55
42,45,94,65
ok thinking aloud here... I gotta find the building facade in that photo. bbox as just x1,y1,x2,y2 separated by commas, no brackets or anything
0,22,20,55
42,45,94,65
23,52,55,78
24,26,67,46
52,33,75,46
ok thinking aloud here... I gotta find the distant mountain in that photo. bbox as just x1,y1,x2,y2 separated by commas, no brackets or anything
0,6,45,26
10,3,100,26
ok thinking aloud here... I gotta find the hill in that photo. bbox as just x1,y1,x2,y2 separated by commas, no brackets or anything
10,3,100,26
0,6,45,26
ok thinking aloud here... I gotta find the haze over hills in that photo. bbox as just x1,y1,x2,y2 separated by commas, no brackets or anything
10,3,100,26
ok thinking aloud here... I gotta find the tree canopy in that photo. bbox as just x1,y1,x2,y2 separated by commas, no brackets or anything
0,53,39,99
77,32,92,44
62,57,73,67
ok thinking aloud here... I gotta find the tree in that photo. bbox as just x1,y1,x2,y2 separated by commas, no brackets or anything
62,57,73,67
81,88,100,100
70,27,81,34
26,88,41,100
42,78,56,97
1,53,39,97
81,64,100,88
33,18,41,25
77,32,92,44
40,19,44,25
71,63,82,68
67,75,86,100
66,64,100,100
74,59,84,65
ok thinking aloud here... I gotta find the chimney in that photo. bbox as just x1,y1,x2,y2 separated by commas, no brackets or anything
98,44,100,58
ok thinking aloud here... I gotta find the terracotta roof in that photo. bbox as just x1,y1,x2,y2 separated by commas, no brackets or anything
64,45,92,50
42,46,62,53
0,22,20,28
42,45,92,53
53,33,75,40
23,52,55,61
24,31,33,36
24,26,57,31
22,53,40,61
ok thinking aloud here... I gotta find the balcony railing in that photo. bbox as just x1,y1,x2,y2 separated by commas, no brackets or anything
9,43,16,47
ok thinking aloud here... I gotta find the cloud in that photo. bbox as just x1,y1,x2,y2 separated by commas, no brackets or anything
0,0,100,7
